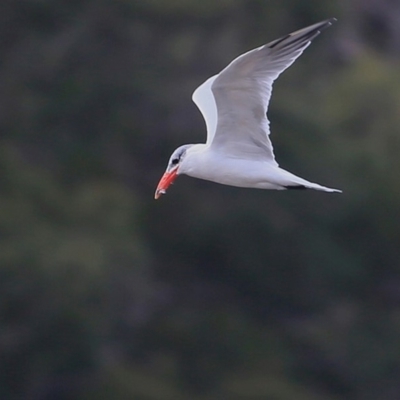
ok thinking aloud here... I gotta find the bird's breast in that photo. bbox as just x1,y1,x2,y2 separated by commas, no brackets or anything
181,150,281,189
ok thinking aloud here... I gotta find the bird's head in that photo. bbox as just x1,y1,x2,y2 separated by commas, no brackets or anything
154,144,193,199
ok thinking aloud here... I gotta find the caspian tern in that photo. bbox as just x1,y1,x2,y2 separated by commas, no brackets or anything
155,18,341,199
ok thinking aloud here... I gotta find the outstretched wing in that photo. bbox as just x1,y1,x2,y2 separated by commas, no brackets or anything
193,18,336,165
192,75,218,145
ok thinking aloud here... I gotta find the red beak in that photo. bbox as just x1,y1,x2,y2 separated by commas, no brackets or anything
154,168,179,199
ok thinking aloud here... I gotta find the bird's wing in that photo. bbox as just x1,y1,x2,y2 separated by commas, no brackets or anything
206,18,336,165
192,75,218,145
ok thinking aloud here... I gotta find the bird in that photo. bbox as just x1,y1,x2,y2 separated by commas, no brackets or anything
155,18,341,199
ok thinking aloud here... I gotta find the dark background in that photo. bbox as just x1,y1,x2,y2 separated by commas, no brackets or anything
1,1,400,399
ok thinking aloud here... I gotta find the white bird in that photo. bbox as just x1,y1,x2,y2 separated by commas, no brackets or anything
155,18,341,199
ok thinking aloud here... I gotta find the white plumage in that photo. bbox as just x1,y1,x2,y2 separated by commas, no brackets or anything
155,19,341,199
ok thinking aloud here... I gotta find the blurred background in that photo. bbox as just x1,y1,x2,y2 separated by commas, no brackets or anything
1,0,400,399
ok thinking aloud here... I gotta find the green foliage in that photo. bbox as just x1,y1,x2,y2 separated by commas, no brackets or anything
0,146,152,398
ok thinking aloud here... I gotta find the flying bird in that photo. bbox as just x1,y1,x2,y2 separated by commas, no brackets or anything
155,18,341,199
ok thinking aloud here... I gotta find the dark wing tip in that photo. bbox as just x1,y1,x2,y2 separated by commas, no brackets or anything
326,17,338,25
290,18,337,37
268,18,337,50
285,185,307,190
321,17,337,29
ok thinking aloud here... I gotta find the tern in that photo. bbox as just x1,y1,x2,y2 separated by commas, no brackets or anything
155,18,341,199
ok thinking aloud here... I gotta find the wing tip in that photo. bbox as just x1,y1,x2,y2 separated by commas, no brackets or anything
296,17,338,36
321,17,337,29
268,18,337,50
327,17,338,24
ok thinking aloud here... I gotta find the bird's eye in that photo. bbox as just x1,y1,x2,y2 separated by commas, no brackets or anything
171,158,179,165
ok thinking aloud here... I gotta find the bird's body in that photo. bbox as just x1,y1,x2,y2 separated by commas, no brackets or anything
179,144,335,191
155,19,341,199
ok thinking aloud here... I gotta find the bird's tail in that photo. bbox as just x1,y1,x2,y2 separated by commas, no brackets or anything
279,169,342,193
